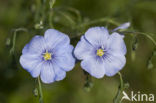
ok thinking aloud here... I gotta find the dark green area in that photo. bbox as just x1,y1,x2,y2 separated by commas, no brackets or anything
0,0,156,103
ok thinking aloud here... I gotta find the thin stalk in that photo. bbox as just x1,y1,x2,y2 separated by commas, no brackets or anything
41,0,46,24
49,0,56,28
65,7,82,23
79,18,120,28
118,72,123,89
121,31,156,46
10,28,27,54
38,77,44,103
35,0,41,22
49,9,54,28
57,11,76,26
113,72,124,103
138,32,156,46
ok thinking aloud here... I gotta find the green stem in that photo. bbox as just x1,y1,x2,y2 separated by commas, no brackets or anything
49,9,54,28
10,28,27,54
113,72,124,103
57,11,76,26
49,0,56,28
11,31,17,53
79,18,120,28
121,31,156,46
83,70,93,92
38,77,44,103
118,72,123,89
41,0,46,24
35,0,41,22
65,7,82,23
138,32,156,46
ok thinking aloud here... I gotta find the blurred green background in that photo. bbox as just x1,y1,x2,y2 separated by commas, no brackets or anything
0,0,156,103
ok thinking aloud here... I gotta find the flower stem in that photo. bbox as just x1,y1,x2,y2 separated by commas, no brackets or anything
10,28,27,54
79,18,120,28
121,31,156,46
118,72,124,89
113,72,130,103
113,72,124,103
83,70,93,92
49,0,56,28
65,7,82,23
137,32,156,46
38,76,44,103
49,9,53,28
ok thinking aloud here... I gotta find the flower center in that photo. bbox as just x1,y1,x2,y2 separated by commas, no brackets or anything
96,49,104,57
43,51,52,61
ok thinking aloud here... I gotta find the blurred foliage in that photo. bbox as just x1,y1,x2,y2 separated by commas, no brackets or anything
0,0,156,103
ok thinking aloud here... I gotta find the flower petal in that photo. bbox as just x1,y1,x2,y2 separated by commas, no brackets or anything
54,52,75,71
74,36,94,60
26,35,46,54
107,32,127,55
20,53,42,73
40,62,55,84
30,61,44,78
52,62,66,81
112,22,130,32
44,29,70,49
104,53,126,76
53,44,74,56
22,44,29,54
85,27,109,46
81,56,105,78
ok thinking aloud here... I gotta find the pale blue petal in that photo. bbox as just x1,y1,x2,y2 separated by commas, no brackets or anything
104,53,126,76
54,52,75,71
106,32,127,55
40,62,55,84
74,36,94,60
85,27,109,46
27,35,46,54
52,62,66,81
44,29,70,49
20,53,41,73
81,56,105,78
53,44,74,56
22,44,29,54
112,22,130,32
67,45,74,53
30,61,44,78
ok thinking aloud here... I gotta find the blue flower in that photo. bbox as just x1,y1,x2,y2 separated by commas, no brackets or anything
74,27,127,78
20,29,75,83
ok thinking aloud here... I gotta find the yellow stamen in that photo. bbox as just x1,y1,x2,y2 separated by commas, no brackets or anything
43,51,52,60
97,49,104,57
